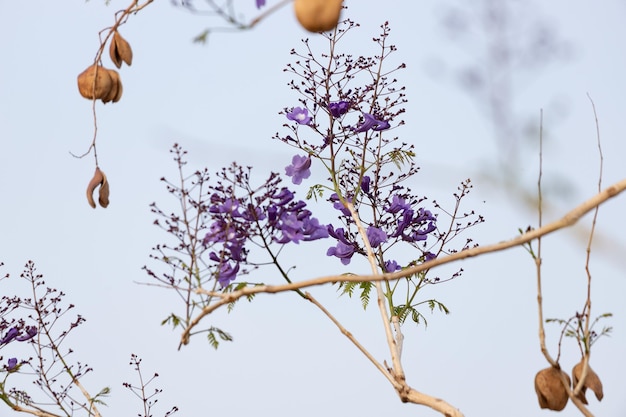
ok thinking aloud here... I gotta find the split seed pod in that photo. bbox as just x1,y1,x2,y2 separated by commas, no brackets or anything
572,361,604,404
86,167,110,209
534,366,571,411
294,0,343,33
77,65,113,100
109,31,133,69
101,69,123,104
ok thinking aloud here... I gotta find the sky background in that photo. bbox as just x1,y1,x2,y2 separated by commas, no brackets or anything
1,1,625,416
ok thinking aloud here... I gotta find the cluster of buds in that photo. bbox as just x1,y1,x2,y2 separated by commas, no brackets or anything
76,31,133,104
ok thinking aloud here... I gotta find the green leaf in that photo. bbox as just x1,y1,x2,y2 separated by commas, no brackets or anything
359,281,372,310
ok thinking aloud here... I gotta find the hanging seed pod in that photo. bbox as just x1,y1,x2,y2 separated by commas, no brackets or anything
109,31,133,68
77,65,113,100
86,167,110,209
98,172,110,208
101,69,123,104
572,360,604,404
294,0,343,33
534,366,570,411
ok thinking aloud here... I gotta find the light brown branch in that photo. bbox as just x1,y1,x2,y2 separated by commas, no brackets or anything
181,178,626,346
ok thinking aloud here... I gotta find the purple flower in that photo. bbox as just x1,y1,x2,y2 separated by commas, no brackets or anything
360,176,371,193
256,0,266,8
329,193,352,216
286,107,312,125
328,101,350,118
0,327,19,345
423,252,437,262
216,262,239,288
285,155,311,185
301,217,329,241
327,241,356,265
15,326,37,342
6,357,18,372
384,260,401,273
354,113,390,133
272,188,295,206
386,195,410,213
366,226,387,248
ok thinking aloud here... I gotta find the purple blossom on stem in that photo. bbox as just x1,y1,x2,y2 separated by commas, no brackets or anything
285,155,311,185
366,226,387,248
6,357,18,372
386,195,410,213
256,0,266,9
360,176,371,193
354,113,390,133
326,241,356,265
216,262,240,288
15,326,37,342
286,107,312,125
328,101,350,118
329,193,352,216
384,260,401,273
0,327,19,345
423,252,437,262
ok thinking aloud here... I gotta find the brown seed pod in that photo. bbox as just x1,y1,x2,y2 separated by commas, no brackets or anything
77,65,113,100
98,172,110,208
101,69,123,104
86,167,110,209
293,0,343,33
534,366,571,411
572,360,604,404
109,31,133,68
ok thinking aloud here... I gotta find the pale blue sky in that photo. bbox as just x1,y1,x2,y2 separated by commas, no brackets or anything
1,1,625,416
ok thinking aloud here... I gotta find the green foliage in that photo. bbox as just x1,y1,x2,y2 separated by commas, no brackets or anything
387,148,416,169
394,299,450,327
338,280,373,310
546,312,612,351
207,327,234,350
306,184,325,201
161,313,182,328
91,387,111,406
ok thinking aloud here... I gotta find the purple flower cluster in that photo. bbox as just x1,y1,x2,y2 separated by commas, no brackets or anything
325,191,437,267
203,178,328,288
385,195,437,242
329,101,350,118
0,326,36,373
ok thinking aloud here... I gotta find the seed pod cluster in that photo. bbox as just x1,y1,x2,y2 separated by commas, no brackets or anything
294,0,343,33
76,31,132,104
86,167,110,209
534,361,604,411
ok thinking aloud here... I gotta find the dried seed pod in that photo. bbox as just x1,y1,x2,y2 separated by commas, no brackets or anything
294,0,343,33
98,172,110,208
572,361,604,404
77,65,113,100
109,31,133,68
101,69,123,104
534,366,570,411
86,167,110,209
